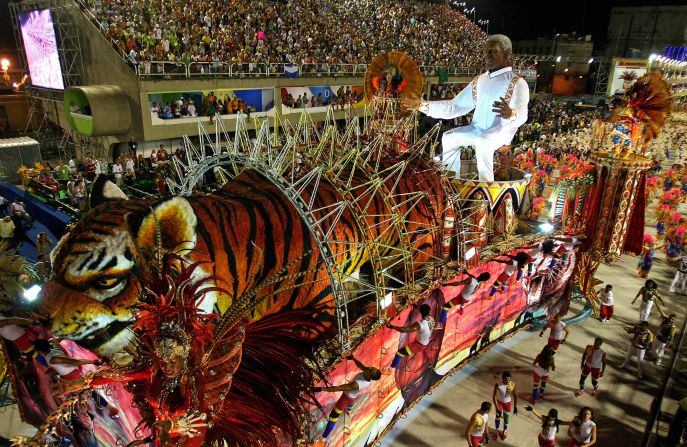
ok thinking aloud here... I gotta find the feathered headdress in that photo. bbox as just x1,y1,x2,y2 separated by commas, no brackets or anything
364,51,423,101
129,250,331,447
613,72,675,144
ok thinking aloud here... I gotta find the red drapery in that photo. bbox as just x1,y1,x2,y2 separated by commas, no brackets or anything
623,171,647,255
581,166,605,251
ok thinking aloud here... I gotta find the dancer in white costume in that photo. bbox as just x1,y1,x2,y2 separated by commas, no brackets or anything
403,34,529,181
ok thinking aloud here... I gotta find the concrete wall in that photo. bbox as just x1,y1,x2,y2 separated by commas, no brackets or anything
59,2,142,151
0,93,30,132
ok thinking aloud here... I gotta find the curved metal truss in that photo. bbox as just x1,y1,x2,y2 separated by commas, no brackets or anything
166,108,455,350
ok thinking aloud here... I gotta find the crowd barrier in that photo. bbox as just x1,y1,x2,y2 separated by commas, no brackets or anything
0,181,71,238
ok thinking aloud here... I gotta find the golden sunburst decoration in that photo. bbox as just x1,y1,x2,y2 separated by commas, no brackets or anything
364,51,423,101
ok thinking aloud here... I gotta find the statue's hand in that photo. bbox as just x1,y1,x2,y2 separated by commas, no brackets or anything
492,97,513,119
401,94,421,111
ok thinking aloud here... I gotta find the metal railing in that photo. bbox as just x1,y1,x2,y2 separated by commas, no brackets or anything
133,61,499,79
137,61,378,79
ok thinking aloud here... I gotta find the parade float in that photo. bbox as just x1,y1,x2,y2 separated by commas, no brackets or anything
575,72,674,309
4,53,584,447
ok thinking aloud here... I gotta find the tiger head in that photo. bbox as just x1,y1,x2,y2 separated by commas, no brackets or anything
38,177,202,356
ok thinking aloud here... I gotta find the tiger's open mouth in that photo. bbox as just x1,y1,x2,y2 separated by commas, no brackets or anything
73,320,133,352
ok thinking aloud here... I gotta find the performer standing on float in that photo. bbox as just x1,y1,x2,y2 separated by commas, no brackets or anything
490,252,529,296
312,355,382,446
402,34,530,181
387,304,438,368
439,271,491,323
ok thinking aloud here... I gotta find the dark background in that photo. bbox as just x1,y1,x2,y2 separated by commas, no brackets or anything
480,0,681,44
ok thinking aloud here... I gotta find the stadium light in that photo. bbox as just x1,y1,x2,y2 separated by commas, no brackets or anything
23,284,42,302
587,58,594,64
1,58,9,83
555,56,562,62
648,54,658,62
539,223,555,233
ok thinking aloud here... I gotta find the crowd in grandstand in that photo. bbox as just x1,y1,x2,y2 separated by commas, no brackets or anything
511,97,601,161
86,0,491,70
428,83,463,100
150,93,258,120
281,86,363,109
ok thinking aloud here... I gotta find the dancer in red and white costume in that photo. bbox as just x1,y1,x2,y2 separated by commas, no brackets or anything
568,407,597,447
492,371,518,440
575,337,606,397
539,316,569,353
490,252,529,296
0,315,39,353
597,284,614,323
531,344,556,403
526,406,570,447
439,271,491,323
388,304,438,369
465,402,492,447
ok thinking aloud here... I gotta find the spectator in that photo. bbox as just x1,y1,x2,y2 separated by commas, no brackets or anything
112,159,124,186
10,198,32,227
0,216,15,249
0,195,8,215
36,232,53,261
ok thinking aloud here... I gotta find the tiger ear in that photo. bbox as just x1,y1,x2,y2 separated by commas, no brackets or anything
126,197,197,255
90,175,128,208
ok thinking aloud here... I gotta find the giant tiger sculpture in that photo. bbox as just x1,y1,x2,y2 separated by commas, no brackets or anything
41,159,445,355
10,146,447,445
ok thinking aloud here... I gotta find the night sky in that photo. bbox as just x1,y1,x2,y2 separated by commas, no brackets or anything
0,0,682,65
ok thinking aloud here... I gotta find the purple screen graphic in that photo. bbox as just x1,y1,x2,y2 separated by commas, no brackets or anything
19,9,64,90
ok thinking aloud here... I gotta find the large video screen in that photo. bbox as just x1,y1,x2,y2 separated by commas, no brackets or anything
19,9,64,90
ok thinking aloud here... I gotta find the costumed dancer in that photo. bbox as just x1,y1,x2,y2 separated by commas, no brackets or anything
311,356,382,446
620,321,654,378
664,230,686,266
33,339,115,446
492,371,518,440
490,252,529,296
388,304,438,369
523,239,556,273
0,314,41,356
465,402,492,447
652,314,677,366
530,344,556,404
38,256,327,447
439,271,491,323
597,284,614,323
525,406,570,447
32,339,118,418
568,407,597,447
631,280,666,322
574,337,607,398
637,234,656,277
552,234,585,266
538,316,569,353
669,254,687,294
402,35,529,181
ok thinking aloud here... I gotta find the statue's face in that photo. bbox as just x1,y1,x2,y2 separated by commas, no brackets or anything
485,41,508,70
